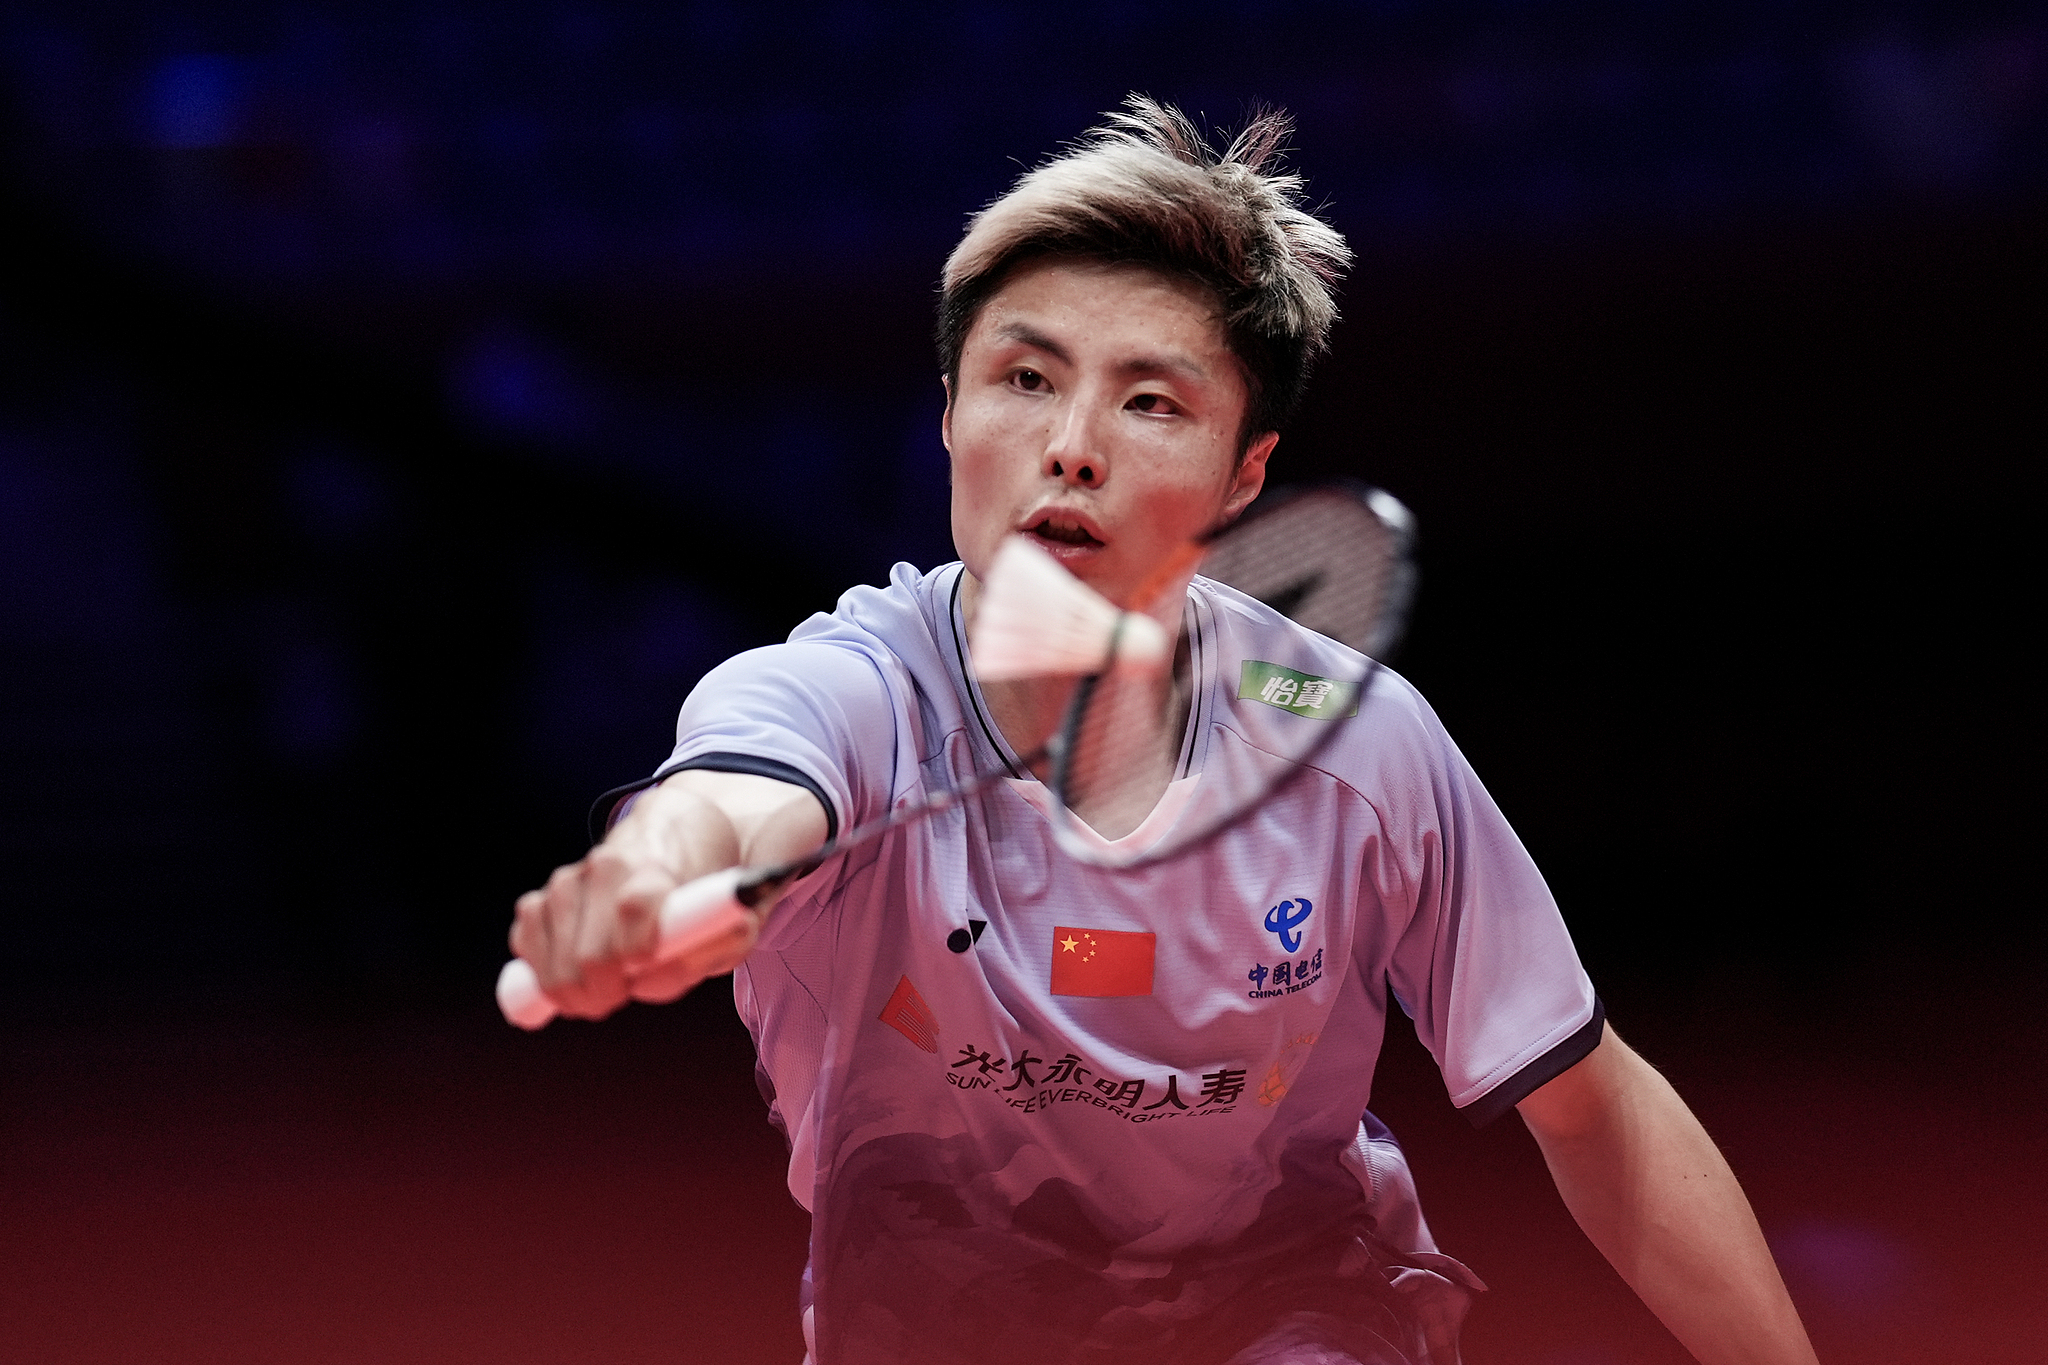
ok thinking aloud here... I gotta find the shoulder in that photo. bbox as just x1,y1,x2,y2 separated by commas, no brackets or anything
794,562,955,648
703,562,958,694
1192,574,1443,751
670,563,964,830
678,561,970,756
1189,575,1467,849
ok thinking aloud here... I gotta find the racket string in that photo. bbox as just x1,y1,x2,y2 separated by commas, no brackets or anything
1035,483,1416,865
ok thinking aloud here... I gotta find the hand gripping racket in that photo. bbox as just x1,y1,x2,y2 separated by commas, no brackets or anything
497,482,1416,1029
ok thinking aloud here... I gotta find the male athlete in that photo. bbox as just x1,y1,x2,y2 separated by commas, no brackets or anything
510,100,1818,1364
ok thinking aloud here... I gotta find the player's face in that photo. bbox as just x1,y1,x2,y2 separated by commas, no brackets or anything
944,257,1276,609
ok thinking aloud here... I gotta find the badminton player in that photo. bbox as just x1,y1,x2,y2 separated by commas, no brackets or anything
509,98,1818,1365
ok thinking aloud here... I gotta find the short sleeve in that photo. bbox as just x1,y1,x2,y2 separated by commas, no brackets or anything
1374,686,1601,1127
660,639,903,842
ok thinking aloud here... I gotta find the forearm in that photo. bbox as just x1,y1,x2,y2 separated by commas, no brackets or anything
614,769,828,888
611,771,827,1002
1518,1027,1818,1365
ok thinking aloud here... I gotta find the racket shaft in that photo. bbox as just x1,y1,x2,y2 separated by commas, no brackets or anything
494,867,752,1029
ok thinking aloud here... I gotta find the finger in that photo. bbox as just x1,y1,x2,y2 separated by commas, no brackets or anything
510,887,549,963
536,861,587,988
582,845,667,967
611,865,677,962
534,861,629,1020
581,849,633,969
555,956,631,1020
625,959,706,1005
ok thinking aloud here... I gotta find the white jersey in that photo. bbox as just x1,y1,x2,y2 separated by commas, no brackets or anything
649,562,1600,1364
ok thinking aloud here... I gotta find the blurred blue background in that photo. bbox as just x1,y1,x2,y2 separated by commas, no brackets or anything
0,5,2042,1361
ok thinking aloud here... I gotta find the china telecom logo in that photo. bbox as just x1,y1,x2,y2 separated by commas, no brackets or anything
1263,898,1313,954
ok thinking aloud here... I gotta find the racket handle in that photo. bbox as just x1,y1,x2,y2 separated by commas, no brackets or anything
494,867,755,1031
656,866,753,961
497,957,557,1030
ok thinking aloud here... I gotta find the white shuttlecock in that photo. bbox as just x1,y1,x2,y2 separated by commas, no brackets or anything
971,537,1168,681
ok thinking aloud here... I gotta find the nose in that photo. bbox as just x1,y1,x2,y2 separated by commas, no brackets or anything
1042,400,1108,489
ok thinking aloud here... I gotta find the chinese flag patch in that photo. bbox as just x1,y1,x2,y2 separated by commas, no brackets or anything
878,975,939,1053
1050,927,1156,998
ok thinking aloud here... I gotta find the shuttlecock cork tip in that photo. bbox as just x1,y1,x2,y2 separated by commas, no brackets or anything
1110,612,1168,672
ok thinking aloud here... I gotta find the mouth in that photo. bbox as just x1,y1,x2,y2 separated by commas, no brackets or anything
1022,510,1105,552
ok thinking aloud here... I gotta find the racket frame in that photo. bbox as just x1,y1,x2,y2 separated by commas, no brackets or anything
499,482,1416,1026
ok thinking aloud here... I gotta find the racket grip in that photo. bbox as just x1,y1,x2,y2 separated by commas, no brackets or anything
655,866,753,963
497,957,558,1030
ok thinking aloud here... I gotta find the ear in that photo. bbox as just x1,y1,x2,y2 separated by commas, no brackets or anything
1222,431,1278,520
939,375,954,454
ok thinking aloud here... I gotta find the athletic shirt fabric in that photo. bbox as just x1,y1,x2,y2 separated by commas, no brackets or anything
654,562,1600,1365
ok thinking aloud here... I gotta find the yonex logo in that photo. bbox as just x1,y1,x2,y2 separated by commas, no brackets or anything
1263,898,1313,954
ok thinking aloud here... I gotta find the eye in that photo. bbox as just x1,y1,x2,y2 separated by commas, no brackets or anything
1128,392,1179,415
1011,368,1048,392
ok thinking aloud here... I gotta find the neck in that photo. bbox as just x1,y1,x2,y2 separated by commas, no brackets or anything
962,566,1194,839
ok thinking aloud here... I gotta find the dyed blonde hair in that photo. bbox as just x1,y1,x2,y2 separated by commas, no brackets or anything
938,95,1352,442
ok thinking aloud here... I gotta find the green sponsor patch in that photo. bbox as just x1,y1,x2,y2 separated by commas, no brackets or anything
1237,660,1359,719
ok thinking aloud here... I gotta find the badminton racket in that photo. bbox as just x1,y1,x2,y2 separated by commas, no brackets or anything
498,481,1416,1028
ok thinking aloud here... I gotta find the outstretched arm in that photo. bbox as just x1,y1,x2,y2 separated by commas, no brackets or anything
1515,1023,1819,1365
508,769,830,1020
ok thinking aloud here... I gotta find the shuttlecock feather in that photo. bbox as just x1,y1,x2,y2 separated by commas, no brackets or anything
972,537,1168,681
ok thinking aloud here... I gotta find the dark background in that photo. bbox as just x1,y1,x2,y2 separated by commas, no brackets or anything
2,3,2042,1362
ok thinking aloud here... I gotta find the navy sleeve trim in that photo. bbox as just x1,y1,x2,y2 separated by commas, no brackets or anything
584,753,839,847
1459,996,1607,1129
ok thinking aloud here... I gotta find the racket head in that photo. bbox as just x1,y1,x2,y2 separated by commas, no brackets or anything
969,482,1418,870
1194,481,1417,664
